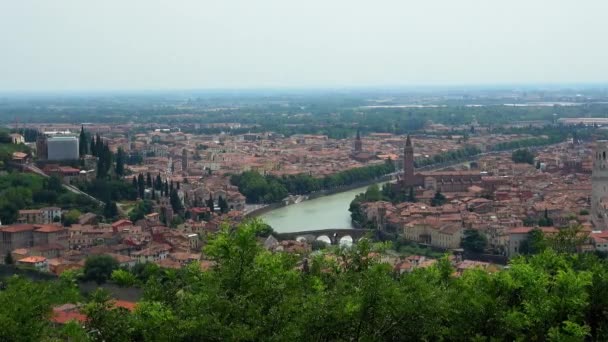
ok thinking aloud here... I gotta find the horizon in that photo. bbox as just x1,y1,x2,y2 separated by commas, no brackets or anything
2,81,608,97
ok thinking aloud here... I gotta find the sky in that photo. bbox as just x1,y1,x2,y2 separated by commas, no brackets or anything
1,0,607,91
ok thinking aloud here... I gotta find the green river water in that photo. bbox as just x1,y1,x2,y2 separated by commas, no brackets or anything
259,184,375,233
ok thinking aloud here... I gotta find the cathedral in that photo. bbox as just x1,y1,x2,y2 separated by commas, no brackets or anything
400,135,484,193
350,129,375,163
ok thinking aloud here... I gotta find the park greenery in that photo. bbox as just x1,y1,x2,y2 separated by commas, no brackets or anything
512,148,536,164
2,220,608,340
0,172,99,224
231,160,396,204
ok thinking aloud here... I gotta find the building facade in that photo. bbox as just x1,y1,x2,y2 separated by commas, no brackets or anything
47,136,79,161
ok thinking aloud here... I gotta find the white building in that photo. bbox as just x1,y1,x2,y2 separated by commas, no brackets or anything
47,136,79,161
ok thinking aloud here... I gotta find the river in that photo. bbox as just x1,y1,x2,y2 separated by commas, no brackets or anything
259,183,380,233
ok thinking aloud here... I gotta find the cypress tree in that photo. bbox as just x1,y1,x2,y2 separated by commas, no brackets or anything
137,173,145,199
90,136,96,157
207,194,215,213
115,147,125,176
79,125,88,156
155,174,162,190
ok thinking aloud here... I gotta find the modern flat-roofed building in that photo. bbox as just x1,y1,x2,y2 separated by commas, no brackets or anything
47,136,79,161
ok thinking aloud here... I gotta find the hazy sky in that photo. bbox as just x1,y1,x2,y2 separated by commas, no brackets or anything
1,0,607,91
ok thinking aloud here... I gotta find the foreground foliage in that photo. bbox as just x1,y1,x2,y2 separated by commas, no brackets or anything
4,220,608,340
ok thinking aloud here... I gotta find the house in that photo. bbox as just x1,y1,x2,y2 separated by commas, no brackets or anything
17,207,62,224
18,210,43,224
590,231,608,252
11,152,29,164
17,256,49,272
111,219,133,233
0,224,35,257
51,301,136,325
9,133,25,144
33,225,69,248
131,244,170,264
41,207,62,224
507,226,558,257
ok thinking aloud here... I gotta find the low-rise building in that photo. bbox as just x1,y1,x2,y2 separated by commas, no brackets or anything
17,256,49,272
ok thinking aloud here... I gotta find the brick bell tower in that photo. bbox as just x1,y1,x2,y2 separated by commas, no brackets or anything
354,128,362,153
403,135,415,188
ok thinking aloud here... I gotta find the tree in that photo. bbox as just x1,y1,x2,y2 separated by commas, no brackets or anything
115,147,125,176
104,200,119,220
83,255,119,284
4,251,13,264
430,191,447,206
519,228,547,255
511,148,535,164
111,269,137,287
170,189,183,213
83,289,133,341
146,172,152,188
218,196,229,213
408,187,416,202
206,194,215,213
79,125,88,156
137,173,145,199
62,209,81,227
155,174,162,190
90,135,96,157
548,224,588,253
539,208,554,227
461,229,487,254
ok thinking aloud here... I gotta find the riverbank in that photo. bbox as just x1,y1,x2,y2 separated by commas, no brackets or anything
246,174,395,219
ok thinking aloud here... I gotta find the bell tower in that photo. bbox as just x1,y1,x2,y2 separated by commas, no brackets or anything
592,140,608,229
403,135,415,187
354,128,362,154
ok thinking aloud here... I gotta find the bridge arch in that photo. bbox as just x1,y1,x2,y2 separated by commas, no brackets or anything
316,235,331,244
339,235,353,247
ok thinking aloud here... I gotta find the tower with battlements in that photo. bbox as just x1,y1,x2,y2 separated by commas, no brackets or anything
592,140,608,229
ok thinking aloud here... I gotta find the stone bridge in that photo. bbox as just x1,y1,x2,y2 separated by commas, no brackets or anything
275,228,373,245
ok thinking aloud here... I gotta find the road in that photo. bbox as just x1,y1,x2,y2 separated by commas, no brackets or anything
19,163,105,206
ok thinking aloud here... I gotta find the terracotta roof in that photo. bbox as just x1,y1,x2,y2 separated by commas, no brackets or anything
114,300,137,311
34,225,65,233
509,227,558,234
112,219,133,228
51,309,86,324
18,256,47,263
0,224,35,233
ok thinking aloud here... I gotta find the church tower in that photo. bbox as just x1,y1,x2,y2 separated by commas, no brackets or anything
403,135,415,187
592,140,608,229
354,128,362,153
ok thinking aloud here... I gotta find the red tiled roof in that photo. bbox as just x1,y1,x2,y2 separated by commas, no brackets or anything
34,225,65,233
0,224,35,233
509,227,558,234
18,256,46,263
51,310,86,324
114,300,136,311
112,219,133,228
